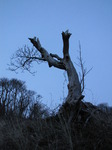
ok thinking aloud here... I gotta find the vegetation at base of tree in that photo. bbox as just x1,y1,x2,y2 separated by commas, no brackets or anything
0,78,112,150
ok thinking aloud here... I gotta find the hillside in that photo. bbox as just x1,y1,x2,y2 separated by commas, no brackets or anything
0,100,112,150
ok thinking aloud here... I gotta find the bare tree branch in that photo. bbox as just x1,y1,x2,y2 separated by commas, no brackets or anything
50,53,62,61
28,37,66,70
9,31,84,104
78,41,92,93
9,45,43,73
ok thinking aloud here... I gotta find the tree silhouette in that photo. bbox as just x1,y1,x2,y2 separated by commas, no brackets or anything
10,30,84,104
0,78,35,117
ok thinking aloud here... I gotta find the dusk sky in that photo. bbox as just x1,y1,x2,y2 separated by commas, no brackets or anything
0,0,112,108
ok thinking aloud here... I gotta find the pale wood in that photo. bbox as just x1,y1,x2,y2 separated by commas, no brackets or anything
29,31,82,103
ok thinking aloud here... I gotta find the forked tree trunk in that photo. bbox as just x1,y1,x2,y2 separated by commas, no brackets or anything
62,31,81,103
29,30,83,104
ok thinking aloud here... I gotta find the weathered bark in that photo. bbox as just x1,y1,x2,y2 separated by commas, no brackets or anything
29,30,82,103
62,30,82,103
29,38,65,70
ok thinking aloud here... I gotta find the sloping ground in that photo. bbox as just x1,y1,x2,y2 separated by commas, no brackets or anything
0,101,112,150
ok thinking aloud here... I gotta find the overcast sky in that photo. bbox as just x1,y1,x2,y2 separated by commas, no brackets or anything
0,0,112,108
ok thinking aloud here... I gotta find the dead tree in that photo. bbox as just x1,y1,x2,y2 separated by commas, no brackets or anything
10,30,84,104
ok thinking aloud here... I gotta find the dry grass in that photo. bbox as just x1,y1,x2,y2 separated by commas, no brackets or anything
0,101,112,150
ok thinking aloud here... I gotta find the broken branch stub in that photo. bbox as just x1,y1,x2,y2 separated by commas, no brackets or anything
62,30,71,60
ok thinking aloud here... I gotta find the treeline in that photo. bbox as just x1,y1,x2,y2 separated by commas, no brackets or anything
0,78,49,119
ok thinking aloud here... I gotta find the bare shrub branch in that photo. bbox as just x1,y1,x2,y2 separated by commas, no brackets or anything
78,41,92,93
9,45,44,74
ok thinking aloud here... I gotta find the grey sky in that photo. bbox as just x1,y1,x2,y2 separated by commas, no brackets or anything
0,0,112,108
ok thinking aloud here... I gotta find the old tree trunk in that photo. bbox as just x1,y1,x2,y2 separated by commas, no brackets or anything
29,30,83,104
